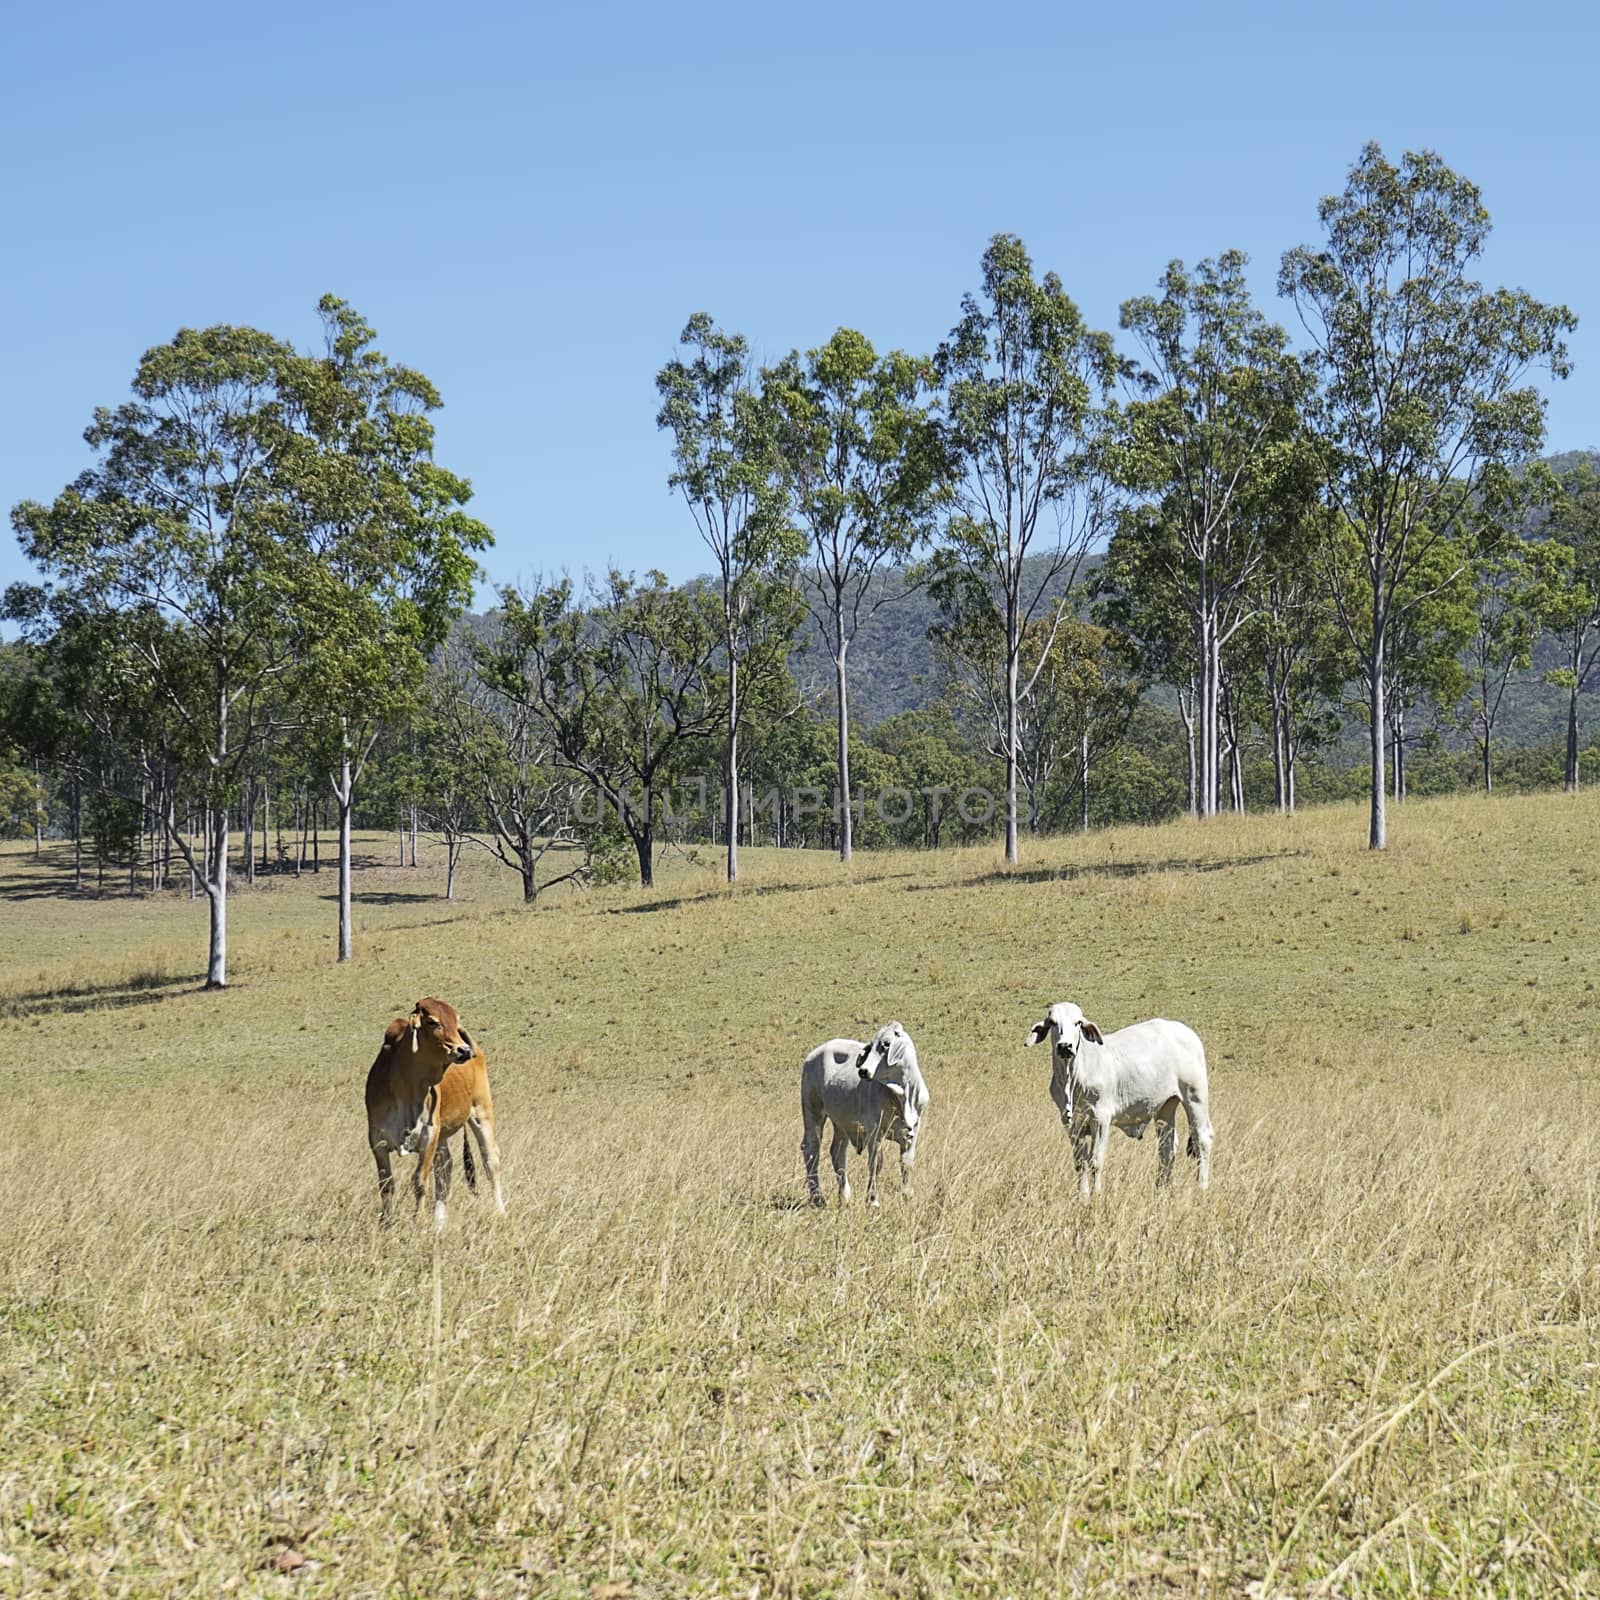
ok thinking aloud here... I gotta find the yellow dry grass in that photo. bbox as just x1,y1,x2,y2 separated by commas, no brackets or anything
1,793,1598,1597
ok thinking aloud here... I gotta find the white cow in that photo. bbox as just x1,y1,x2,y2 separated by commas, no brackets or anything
800,1024,927,1206
1025,1001,1213,1195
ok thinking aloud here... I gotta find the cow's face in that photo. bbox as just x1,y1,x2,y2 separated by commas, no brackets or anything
857,1021,911,1079
1025,1002,1104,1064
410,997,475,1065
1029,1002,1100,1128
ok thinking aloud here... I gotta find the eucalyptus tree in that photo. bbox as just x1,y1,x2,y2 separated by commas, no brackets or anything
1114,251,1315,817
1380,545,1474,804
491,570,722,888
656,314,802,882
935,612,1136,835
8,323,303,985
764,329,945,860
413,663,480,899
1279,143,1576,847
1460,532,1570,791
1253,515,1350,811
426,639,588,904
0,635,64,853
1542,462,1600,788
282,296,489,962
934,235,1123,863
1097,504,1202,814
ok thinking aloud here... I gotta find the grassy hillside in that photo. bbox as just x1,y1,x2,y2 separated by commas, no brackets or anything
2,795,1598,1596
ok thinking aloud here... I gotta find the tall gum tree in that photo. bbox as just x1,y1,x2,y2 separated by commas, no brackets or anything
1113,251,1315,817
1542,462,1600,788
8,324,302,987
656,315,800,883
765,330,944,861
934,235,1122,864
282,296,489,963
1279,142,1575,848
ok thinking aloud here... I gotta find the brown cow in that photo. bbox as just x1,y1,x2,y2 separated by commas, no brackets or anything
364,996,505,1229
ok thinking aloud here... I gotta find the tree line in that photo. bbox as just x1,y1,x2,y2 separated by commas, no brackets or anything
4,143,1599,987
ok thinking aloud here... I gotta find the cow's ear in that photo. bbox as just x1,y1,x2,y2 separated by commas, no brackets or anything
1026,1019,1050,1047
1080,1021,1105,1046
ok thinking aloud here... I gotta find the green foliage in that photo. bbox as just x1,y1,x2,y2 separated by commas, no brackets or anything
0,749,43,840
1109,250,1319,817
282,296,492,776
764,329,946,856
1279,142,1577,843
1459,530,1573,786
489,570,724,886
934,234,1124,859
5,300,490,972
657,314,809,879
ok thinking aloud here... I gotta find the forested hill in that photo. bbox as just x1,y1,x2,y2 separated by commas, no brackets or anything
789,554,1086,727
787,449,1600,745
468,449,1599,747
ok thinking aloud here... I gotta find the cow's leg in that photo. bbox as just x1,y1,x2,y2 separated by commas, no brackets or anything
865,1134,884,1209
414,1118,444,1222
1087,1113,1112,1197
467,1103,507,1214
1069,1120,1093,1198
898,1134,916,1197
801,1103,825,1207
829,1131,851,1205
1155,1098,1179,1189
430,1137,454,1232
1182,1088,1214,1191
372,1144,396,1228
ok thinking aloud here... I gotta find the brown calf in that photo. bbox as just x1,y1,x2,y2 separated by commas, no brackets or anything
364,996,505,1228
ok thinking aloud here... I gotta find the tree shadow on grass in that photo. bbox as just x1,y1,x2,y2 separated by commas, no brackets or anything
0,843,101,901
317,890,439,906
2,971,200,1019
906,849,1307,892
612,871,917,916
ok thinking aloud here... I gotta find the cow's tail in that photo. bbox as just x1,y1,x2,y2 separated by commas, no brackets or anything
462,1132,477,1192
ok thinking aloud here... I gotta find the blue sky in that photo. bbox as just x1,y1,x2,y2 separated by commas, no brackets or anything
3,0,1595,613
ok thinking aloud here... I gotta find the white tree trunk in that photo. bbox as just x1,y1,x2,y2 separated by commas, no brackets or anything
725,646,739,884
835,608,853,864
1004,604,1020,864
337,750,354,963
204,804,228,988
1368,610,1387,851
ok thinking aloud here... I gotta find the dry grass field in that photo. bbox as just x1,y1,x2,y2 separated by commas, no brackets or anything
2,793,1598,1598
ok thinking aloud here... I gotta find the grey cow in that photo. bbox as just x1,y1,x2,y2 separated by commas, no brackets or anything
800,1027,927,1207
